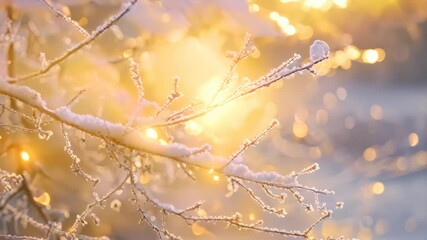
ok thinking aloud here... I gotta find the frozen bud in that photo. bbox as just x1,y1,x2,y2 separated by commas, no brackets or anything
336,201,344,209
310,40,329,62
226,50,238,60
91,213,100,226
110,199,121,212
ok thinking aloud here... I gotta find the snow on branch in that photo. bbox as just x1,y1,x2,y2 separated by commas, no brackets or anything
0,2,340,239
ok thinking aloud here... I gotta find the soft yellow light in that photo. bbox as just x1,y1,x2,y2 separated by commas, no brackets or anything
184,120,203,135
61,6,71,16
197,209,207,217
277,16,289,27
208,169,214,174
249,3,260,12
122,49,133,58
140,175,150,184
293,120,308,138
344,45,361,60
376,48,386,62
159,139,168,145
372,182,385,195
334,50,348,66
408,133,419,147
249,213,256,221
20,151,30,162
192,223,207,236
213,175,220,182
34,192,50,206
145,128,158,139
304,0,327,9
282,24,296,36
364,147,376,161
333,0,348,8
269,11,280,21
363,49,379,64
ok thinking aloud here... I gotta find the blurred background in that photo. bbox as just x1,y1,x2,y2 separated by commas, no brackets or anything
1,0,426,239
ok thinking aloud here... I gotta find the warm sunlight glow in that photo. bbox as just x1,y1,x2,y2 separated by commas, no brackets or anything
363,49,379,64
304,0,327,9
282,24,297,35
269,11,280,21
213,175,220,181
249,213,256,221
333,0,348,8
372,182,385,195
145,128,158,139
408,133,419,147
33,192,50,206
185,120,203,135
20,151,30,162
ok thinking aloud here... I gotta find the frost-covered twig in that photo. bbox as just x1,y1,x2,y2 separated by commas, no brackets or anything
61,123,100,185
41,0,90,37
7,0,138,83
150,44,329,128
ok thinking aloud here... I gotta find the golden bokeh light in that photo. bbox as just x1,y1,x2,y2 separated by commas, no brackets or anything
192,223,207,236
249,3,260,12
269,11,280,21
197,209,207,217
20,151,30,162
344,45,361,60
140,175,150,184
145,128,158,139
33,192,51,206
213,175,220,182
363,49,379,64
185,120,203,136
333,0,348,8
363,147,376,161
304,0,328,10
249,213,256,221
293,119,308,138
372,182,385,195
408,132,419,147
